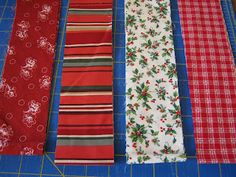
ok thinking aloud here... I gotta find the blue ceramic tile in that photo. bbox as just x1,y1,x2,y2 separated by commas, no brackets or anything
114,63,125,78
155,163,176,177
0,155,21,172
7,0,16,6
115,33,125,47
184,136,196,156
114,134,125,154
87,166,108,177
64,165,86,176
42,154,63,175
178,80,190,97
20,156,42,173
180,98,192,116
45,132,57,152
2,6,15,18
114,95,126,114
221,164,236,177
199,164,220,177
114,47,125,62
114,78,125,95
0,19,13,30
116,20,125,33
177,158,198,177
114,113,126,134
0,32,10,45
182,117,194,136
132,164,153,177
110,157,130,177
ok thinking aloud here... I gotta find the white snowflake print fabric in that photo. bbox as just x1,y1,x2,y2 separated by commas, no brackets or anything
125,0,186,164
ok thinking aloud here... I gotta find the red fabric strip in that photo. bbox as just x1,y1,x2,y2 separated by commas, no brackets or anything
178,0,236,163
68,15,112,23
70,0,113,5
62,66,112,72
0,0,60,155
58,113,113,126
64,46,112,55
57,126,113,135
61,71,112,86
55,145,114,159
66,30,112,44
60,95,113,105
55,0,114,165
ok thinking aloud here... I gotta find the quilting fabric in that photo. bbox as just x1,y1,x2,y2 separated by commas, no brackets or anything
125,0,186,164
0,0,61,155
54,0,114,165
178,0,236,163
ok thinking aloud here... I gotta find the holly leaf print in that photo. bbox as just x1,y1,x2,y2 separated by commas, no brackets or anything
166,63,177,78
155,2,168,18
129,124,147,143
126,15,136,27
168,103,181,119
131,69,144,83
156,86,167,100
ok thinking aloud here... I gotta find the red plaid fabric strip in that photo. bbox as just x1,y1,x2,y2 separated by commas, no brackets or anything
178,0,236,163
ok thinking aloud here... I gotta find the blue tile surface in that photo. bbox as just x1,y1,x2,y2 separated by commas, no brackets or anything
0,0,236,177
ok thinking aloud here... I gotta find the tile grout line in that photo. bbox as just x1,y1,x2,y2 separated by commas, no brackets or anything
17,155,23,177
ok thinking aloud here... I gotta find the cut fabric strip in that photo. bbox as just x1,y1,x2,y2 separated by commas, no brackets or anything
178,0,236,163
125,0,186,164
54,0,114,165
0,0,61,155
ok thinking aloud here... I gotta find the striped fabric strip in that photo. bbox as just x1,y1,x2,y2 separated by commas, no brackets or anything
55,0,114,165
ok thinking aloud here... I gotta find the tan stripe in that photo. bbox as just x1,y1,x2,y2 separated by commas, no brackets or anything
59,108,113,112
55,159,114,164
66,26,112,31
65,43,112,47
60,91,112,96
59,104,112,108
57,135,114,138
64,56,112,60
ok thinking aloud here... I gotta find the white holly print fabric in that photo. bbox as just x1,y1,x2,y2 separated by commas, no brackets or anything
125,0,186,164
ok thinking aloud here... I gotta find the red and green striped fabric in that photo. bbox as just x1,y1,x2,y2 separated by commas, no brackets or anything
54,0,114,165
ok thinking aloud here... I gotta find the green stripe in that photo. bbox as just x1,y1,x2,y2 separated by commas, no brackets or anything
63,62,112,67
57,137,113,146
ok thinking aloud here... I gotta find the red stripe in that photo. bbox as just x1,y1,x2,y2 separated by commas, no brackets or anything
60,95,112,105
69,4,112,9
64,46,112,55
61,71,112,86
59,113,113,126
58,126,113,135
62,66,112,72
66,30,112,44
68,14,112,23
70,0,112,4
55,145,114,159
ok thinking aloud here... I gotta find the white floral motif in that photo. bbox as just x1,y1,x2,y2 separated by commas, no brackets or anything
0,124,13,152
7,46,15,55
37,37,55,55
20,147,34,155
38,4,51,22
16,21,30,40
22,100,41,127
20,57,37,80
0,79,17,98
39,75,51,90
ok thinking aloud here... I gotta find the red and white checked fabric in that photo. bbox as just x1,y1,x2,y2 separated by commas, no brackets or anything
178,0,236,163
